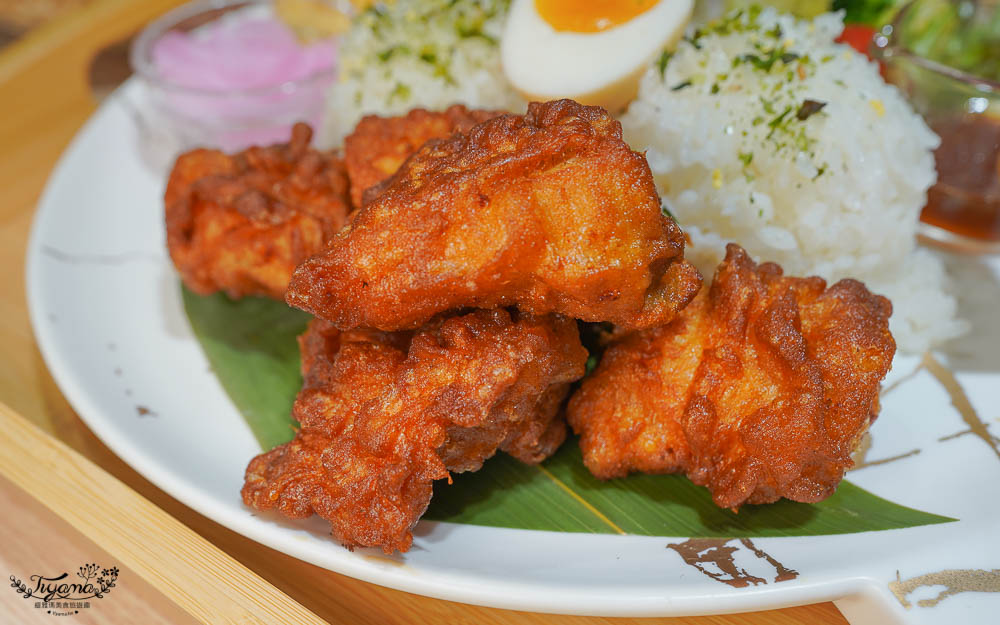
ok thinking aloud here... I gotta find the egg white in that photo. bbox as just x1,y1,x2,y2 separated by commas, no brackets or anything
501,0,693,111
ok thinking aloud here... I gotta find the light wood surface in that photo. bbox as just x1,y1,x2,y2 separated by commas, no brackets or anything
0,472,200,625
0,1,849,624
0,402,328,625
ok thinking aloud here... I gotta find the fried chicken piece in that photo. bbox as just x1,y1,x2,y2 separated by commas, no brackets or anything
165,123,350,300
242,309,587,553
287,99,702,331
344,104,504,208
567,244,895,509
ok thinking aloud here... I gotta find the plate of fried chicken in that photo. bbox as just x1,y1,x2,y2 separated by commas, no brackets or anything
27,84,1000,622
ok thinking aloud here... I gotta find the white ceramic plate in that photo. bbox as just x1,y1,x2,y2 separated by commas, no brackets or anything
26,81,1000,623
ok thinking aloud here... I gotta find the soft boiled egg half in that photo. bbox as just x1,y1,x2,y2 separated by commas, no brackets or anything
501,0,693,112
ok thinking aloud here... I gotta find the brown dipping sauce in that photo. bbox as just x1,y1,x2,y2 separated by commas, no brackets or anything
921,114,1000,242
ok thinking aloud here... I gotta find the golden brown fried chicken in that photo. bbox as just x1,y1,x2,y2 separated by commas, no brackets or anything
286,99,702,332
165,123,350,300
242,309,587,553
344,104,504,208
567,244,895,509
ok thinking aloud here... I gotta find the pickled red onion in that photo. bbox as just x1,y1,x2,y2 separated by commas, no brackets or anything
152,16,336,90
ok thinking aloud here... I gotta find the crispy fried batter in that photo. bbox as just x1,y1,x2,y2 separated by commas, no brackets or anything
287,99,702,331
165,123,350,299
567,244,895,509
344,104,503,208
242,309,587,553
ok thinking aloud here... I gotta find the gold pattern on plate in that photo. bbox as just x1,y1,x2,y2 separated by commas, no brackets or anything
880,358,925,397
923,352,1000,462
848,357,928,471
890,568,1000,608
849,432,920,471
851,447,921,471
666,538,798,588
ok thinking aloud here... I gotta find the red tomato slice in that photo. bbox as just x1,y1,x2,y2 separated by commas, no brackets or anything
837,25,876,57
836,25,886,77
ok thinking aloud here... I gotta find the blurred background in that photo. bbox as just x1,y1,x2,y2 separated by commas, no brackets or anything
0,0,91,47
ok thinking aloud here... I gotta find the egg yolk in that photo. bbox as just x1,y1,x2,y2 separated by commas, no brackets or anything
534,0,659,33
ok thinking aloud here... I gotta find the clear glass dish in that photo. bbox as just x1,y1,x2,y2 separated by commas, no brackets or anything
873,0,1000,254
129,0,338,169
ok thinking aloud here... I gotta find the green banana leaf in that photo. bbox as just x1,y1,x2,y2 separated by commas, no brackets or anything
183,287,956,537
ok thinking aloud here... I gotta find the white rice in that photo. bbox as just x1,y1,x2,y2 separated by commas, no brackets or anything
322,0,525,145
621,7,966,353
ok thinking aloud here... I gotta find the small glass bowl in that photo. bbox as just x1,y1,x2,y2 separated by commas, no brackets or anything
873,0,1000,254
129,0,338,168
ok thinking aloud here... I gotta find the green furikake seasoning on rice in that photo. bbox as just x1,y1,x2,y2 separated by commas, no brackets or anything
622,6,965,353
324,0,525,144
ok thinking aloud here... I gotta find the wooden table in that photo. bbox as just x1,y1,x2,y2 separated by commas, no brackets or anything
0,1,849,623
